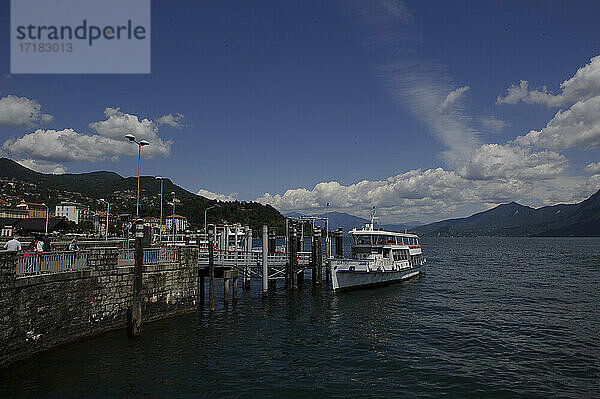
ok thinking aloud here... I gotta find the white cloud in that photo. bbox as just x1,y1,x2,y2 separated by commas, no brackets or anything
2,128,136,163
459,143,568,181
16,159,66,174
515,96,600,150
344,1,481,167
257,164,595,223
496,80,531,105
41,114,54,124
196,189,237,202
479,116,508,132
440,86,470,112
2,107,174,173
0,95,54,127
584,162,600,175
156,113,185,128
89,107,172,157
497,55,600,107
88,107,171,158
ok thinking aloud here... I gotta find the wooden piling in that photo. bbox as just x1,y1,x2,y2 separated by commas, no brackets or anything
208,224,215,312
262,225,268,297
243,229,252,290
289,226,298,290
233,274,238,304
268,229,276,253
224,278,229,306
199,269,206,307
312,228,322,286
335,228,343,258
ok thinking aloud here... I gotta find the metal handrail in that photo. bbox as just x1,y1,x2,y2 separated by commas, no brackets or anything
118,247,179,266
16,250,89,276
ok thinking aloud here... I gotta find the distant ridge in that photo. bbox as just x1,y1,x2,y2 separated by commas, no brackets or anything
413,191,600,237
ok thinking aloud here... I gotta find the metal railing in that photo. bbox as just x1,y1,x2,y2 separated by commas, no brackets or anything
118,247,179,266
16,251,89,276
143,247,179,264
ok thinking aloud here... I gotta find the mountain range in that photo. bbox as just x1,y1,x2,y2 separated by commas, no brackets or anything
0,158,285,233
413,189,600,237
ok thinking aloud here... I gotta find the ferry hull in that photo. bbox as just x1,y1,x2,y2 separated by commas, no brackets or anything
331,266,421,291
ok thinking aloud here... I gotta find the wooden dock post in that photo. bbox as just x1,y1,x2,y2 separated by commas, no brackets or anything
268,229,276,253
262,225,268,297
335,228,343,258
232,274,238,304
224,277,229,306
129,219,144,336
199,269,206,307
312,228,322,286
289,226,298,290
243,228,252,290
208,224,215,312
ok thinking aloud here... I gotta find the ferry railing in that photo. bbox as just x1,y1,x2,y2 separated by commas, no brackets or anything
16,251,89,276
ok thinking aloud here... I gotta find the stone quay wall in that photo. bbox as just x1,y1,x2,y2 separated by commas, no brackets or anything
0,246,198,367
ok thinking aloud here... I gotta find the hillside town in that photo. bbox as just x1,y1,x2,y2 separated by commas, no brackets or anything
0,196,188,240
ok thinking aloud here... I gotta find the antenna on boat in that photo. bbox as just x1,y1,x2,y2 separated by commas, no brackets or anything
369,206,376,229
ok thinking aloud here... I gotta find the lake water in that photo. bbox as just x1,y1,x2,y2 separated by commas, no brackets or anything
1,237,599,398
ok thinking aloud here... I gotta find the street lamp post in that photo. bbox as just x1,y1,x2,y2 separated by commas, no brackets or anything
156,176,164,242
125,134,149,218
42,203,48,234
100,199,110,241
204,204,219,241
170,192,176,244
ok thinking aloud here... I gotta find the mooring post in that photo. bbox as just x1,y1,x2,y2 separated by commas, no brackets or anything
262,225,268,297
233,274,238,304
289,227,298,290
224,277,229,306
335,228,343,258
130,219,144,336
268,229,276,253
312,228,322,286
243,228,252,290
208,224,215,312
199,269,205,307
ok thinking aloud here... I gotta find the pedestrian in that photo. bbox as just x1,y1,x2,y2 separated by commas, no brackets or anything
43,233,52,252
68,239,80,252
35,236,44,252
3,237,22,252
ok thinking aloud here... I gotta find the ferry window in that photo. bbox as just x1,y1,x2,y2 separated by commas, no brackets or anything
373,235,384,245
383,249,390,258
355,235,371,245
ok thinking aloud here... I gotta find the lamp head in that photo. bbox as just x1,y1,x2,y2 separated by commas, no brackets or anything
139,140,149,146
125,134,136,142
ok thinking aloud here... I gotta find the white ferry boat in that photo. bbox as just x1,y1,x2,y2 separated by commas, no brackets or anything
329,213,425,290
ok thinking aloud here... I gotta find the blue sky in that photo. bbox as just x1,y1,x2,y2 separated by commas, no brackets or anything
1,0,600,223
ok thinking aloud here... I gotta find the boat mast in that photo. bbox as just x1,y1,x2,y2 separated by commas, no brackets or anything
369,206,376,230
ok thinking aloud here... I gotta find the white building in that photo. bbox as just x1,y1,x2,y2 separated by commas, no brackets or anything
55,202,90,224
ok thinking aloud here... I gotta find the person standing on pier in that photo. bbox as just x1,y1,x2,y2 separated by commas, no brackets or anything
3,237,21,252
35,236,44,253
43,233,52,252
